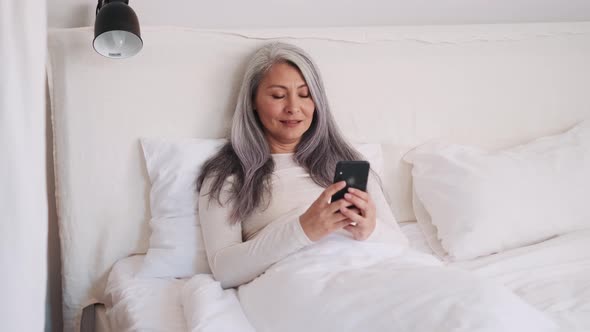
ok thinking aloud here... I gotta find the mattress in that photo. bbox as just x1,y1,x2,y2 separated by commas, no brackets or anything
103,223,590,331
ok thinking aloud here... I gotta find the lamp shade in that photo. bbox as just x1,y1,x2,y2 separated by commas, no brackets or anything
93,0,142,59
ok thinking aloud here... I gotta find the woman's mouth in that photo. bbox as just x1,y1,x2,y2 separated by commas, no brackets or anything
280,120,302,127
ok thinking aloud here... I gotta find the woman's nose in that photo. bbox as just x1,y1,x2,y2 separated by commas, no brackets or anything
285,94,301,114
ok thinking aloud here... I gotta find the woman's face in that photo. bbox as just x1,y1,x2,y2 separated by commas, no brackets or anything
254,62,315,153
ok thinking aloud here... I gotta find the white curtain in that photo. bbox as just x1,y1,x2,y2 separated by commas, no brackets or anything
0,1,48,331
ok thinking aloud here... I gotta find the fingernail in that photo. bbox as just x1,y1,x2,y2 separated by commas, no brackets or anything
347,187,354,192
344,193,351,199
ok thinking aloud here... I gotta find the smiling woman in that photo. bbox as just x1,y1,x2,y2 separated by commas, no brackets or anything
195,42,407,289
254,62,315,153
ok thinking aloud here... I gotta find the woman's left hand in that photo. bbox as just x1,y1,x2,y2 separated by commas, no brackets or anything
340,187,377,241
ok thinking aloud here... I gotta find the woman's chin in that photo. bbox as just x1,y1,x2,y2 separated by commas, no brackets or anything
284,133,306,142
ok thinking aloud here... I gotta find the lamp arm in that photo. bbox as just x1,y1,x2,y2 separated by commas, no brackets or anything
95,0,130,16
95,0,102,16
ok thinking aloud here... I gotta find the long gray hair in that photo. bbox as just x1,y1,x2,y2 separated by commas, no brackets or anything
197,42,367,224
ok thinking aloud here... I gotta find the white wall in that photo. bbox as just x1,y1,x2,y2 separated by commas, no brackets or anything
48,0,590,29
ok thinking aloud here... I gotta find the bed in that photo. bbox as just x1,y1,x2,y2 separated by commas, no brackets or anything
102,223,590,331
47,23,590,331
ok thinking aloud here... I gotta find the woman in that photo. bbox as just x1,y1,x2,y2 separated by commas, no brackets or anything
196,42,407,289
194,43,556,332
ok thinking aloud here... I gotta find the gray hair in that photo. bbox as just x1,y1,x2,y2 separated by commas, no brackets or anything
197,42,367,224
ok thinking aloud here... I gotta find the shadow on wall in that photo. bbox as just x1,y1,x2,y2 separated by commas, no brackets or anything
74,3,94,27
49,3,95,28
45,77,63,332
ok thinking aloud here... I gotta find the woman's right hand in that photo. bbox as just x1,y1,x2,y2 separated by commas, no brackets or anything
299,181,355,242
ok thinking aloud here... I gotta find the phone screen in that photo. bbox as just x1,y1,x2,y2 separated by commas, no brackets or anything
331,160,370,203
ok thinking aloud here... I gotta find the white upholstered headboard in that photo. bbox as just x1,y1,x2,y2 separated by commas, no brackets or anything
47,23,590,331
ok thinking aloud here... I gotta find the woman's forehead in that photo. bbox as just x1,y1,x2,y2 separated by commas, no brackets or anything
261,63,306,85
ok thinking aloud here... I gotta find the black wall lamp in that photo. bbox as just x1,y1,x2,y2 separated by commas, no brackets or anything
93,0,143,59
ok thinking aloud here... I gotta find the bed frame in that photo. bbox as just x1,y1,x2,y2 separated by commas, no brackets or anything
47,23,590,331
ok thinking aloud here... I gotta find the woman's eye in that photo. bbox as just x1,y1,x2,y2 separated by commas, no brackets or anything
272,95,285,99
299,94,310,98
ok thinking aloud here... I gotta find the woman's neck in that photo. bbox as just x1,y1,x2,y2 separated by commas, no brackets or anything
266,135,299,154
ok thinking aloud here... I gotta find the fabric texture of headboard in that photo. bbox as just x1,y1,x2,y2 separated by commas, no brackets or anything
47,23,590,331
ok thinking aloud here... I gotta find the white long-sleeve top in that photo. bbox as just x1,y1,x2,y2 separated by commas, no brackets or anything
198,153,408,288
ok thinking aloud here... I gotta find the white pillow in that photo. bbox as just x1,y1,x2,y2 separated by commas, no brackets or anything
139,138,384,278
404,121,590,261
138,138,226,278
356,143,384,177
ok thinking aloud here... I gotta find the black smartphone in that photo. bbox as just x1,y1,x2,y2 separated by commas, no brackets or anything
331,160,370,203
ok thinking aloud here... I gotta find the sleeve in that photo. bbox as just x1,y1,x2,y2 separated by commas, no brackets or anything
365,172,409,246
198,176,313,289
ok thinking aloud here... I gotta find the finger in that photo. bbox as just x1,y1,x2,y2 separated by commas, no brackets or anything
321,181,347,202
340,206,364,224
348,190,377,218
348,187,370,201
344,193,369,212
347,207,361,215
330,219,353,232
329,211,350,224
327,198,351,214
343,208,361,221
323,210,352,224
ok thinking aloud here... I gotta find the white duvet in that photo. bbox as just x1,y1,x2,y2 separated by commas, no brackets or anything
452,229,590,331
107,227,590,332
233,236,557,332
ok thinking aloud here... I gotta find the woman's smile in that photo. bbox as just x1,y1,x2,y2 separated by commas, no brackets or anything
280,120,303,127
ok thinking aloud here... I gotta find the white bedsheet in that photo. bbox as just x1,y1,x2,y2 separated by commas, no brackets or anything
399,221,435,255
451,229,590,331
182,275,254,331
404,221,590,330
103,222,433,331
104,255,187,331
105,256,253,332
104,226,590,332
